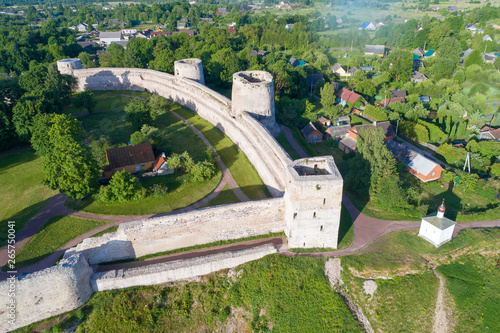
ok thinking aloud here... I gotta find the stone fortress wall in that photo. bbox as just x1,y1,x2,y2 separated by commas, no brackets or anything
64,198,286,265
0,59,344,331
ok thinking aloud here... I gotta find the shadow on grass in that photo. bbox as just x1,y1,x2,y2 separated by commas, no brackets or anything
1,215,65,270
0,196,55,247
0,149,38,177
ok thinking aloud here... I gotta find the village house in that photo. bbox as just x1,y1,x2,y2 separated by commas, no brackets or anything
338,121,395,153
418,201,456,247
359,22,376,30
385,138,443,182
365,45,386,57
216,8,227,15
447,5,459,12
462,48,473,58
301,122,324,143
150,30,171,38
103,142,156,179
326,116,351,139
412,47,425,58
336,88,362,106
122,29,137,35
332,63,358,77
285,23,294,31
411,71,428,83
317,115,331,127
479,125,500,140
378,90,407,107
289,57,306,68
153,153,174,175
99,32,123,46
483,34,493,42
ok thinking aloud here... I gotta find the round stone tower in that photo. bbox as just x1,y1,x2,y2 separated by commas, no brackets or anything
56,58,83,75
174,58,205,84
231,71,280,136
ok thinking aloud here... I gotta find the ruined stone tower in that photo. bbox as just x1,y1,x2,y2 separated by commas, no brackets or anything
56,58,82,75
231,71,280,136
174,58,205,84
284,156,344,249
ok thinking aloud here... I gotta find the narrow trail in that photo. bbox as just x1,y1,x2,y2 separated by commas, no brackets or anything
432,270,452,333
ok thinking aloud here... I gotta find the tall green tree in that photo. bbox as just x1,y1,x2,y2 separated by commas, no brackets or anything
320,83,336,109
42,117,99,199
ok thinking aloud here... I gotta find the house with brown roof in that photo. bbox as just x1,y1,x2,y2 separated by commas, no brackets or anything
377,91,407,107
150,30,171,38
103,142,155,179
479,126,500,140
301,122,324,143
338,121,395,153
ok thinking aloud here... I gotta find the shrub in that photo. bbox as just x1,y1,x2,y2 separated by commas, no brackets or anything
167,151,195,172
99,170,146,203
401,120,429,143
490,163,500,177
147,184,169,197
418,120,447,143
363,105,388,121
190,160,216,182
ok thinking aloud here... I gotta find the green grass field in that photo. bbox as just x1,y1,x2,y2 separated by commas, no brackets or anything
8,216,112,269
341,228,500,333
0,150,57,247
201,184,241,208
173,106,270,200
437,255,500,332
19,255,362,333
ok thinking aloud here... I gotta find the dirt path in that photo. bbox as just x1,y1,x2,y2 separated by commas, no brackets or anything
432,270,452,333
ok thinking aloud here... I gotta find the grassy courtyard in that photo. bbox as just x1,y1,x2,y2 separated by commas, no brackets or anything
0,150,57,246
65,93,223,215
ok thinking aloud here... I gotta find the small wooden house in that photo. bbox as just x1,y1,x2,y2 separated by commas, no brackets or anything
418,201,455,247
301,122,324,144
103,142,155,179
317,116,331,127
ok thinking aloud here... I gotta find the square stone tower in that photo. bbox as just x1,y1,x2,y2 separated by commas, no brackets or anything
284,156,343,248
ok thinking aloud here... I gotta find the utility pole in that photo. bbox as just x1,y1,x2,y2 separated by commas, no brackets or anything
463,152,471,173
396,119,399,136
423,41,426,51
351,40,353,52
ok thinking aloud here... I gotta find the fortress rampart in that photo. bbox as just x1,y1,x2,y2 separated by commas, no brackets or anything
64,198,286,265
0,59,344,331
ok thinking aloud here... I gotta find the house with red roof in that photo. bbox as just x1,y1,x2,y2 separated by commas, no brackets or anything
153,152,174,175
336,88,363,107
